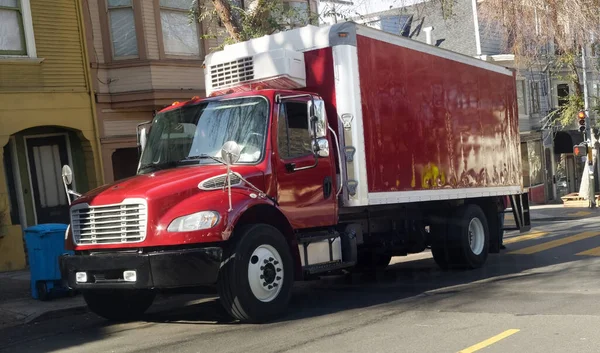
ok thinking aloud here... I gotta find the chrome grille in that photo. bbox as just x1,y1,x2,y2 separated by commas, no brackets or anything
199,173,242,191
210,57,254,89
71,202,147,245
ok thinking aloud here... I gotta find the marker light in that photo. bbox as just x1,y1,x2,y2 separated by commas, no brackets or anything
123,270,137,282
76,272,87,283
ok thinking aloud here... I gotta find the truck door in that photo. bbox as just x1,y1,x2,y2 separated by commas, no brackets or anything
275,97,337,229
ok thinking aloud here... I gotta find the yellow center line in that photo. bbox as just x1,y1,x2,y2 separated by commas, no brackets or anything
503,231,548,245
576,246,600,256
568,211,592,217
458,329,520,353
508,231,600,255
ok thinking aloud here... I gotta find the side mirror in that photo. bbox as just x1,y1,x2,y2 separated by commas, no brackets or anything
221,141,242,165
314,137,329,158
136,121,151,155
139,127,147,152
62,165,73,186
61,165,81,205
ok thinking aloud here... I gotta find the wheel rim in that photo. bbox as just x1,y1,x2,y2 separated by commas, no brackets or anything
247,244,284,303
468,217,485,255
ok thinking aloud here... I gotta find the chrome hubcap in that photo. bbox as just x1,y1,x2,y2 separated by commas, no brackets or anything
468,218,485,255
248,245,284,302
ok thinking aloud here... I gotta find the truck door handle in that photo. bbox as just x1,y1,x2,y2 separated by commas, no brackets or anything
323,176,332,199
285,163,296,172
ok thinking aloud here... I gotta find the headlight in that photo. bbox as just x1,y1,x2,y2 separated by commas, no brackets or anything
167,211,220,232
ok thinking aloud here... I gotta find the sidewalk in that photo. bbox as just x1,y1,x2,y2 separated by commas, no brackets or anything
0,271,86,330
1,204,598,331
509,204,600,223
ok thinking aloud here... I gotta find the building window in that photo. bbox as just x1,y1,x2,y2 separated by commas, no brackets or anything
528,140,544,186
112,148,139,181
159,0,201,57
516,80,527,115
557,83,569,107
530,81,540,114
0,0,26,55
281,0,310,28
521,140,544,188
277,102,313,159
107,0,139,58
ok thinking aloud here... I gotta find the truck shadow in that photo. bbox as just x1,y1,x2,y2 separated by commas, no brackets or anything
141,247,587,325
1,248,594,353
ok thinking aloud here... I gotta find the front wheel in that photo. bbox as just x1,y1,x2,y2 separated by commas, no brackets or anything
83,289,155,321
217,224,294,323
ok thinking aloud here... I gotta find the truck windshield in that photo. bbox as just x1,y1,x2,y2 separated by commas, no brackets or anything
138,96,268,174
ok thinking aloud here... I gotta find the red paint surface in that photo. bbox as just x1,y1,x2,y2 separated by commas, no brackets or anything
69,89,339,251
304,47,339,135
272,96,338,229
356,35,521,193
70,165,269,250
528,184,546,204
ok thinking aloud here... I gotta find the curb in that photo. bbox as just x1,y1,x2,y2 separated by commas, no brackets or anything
26,305,89,325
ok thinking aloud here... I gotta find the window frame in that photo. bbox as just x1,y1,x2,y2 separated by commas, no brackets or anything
155,0,204,59
98,0,146,63
280,0,311,28
0,0,37,59
516,79,528,116
530,81,540,114
276,100,315,161
556,82,570,108
106,0,140,60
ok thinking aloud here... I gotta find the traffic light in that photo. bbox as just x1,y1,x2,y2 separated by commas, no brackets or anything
578,110,586,132
574,143,588,157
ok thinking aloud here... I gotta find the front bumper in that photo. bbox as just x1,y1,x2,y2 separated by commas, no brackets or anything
59,247,223,290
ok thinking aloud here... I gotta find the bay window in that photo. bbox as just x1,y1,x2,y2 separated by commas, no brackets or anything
159,0,201,57
107,0,139,58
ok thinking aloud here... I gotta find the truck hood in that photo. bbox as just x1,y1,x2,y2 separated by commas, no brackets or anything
75,165,264,206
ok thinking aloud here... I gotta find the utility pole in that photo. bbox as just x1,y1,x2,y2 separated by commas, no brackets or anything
582,44,596,208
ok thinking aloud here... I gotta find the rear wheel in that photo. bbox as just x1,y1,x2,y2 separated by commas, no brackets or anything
431,204,489,269
83,289,155,321
217,224,294,323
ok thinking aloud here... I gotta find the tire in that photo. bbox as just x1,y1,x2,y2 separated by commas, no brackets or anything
448,204,490,269
83,289,155,321
217,224,294,323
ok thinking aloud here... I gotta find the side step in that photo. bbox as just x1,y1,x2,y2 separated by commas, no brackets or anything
297,230,357,276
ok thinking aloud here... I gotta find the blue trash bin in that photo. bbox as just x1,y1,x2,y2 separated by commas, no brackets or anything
23,223,73,300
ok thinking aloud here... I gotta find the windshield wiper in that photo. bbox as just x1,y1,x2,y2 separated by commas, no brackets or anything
179,154,227,165
138,161,177,173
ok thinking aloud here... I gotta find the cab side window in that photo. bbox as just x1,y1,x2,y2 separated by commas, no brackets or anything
277,102,312,159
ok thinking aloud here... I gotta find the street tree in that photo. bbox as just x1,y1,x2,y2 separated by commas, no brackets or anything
192,0,317,49
476,0,600,128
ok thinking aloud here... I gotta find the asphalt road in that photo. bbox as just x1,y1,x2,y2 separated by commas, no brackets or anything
3,217,600,353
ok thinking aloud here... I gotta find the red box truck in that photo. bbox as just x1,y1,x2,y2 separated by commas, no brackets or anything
59,22,530,323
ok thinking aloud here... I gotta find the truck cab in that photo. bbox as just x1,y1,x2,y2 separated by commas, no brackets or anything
60,87,345,323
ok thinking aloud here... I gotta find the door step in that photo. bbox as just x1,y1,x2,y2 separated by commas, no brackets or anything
303,260,356,275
